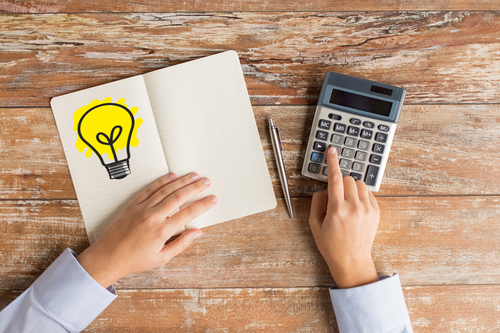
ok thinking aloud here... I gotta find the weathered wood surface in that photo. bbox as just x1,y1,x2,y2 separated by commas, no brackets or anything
2,104,500,199
1,12,500,106
1,0,500,13
3,285,499,332
1,197,499,290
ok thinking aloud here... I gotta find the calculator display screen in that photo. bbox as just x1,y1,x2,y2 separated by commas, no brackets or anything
329,89,393,117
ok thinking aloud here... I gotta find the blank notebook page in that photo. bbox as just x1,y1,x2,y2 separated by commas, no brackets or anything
144,51,276,230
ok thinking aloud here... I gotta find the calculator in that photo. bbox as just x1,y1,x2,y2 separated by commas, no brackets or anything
301,72,406,191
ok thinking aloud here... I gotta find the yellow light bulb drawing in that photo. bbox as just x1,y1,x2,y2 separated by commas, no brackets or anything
73,98,142,180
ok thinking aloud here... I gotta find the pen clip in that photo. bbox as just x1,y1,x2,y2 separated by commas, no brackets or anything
275,126,284,153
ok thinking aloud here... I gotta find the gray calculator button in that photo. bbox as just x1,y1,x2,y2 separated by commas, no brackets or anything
341,170,349,177
370,154,382,165
328,113,342,120
331,134,344,144
308,163,321,174
350,118,361,125
311,152,324,163
358,140,370,151
342,148,355,158
347,126,360,137
322,166,328,176
316,130,328,141
355,151,367,161
329,144,341,155
344,137,357,148
352,162,365,173
318,119,331,130
360,129,373,140
375,132,388,143
373,143,385,154
350,172,363,181
378,124,390,132
313,141,327,152
363,121,375,128
339,159,352,170
334,123,346,133
364,165,380,186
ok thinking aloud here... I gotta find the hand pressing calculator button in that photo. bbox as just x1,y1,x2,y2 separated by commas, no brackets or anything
302,71,406,191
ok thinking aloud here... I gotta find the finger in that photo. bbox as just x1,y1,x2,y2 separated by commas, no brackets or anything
162,194,218,234
133,173,177,205
309,190,329,234
326,147,344,206
342,176,359,202
158,229,202,264
355,180,370,203
368,190,379,211
147,172,201,208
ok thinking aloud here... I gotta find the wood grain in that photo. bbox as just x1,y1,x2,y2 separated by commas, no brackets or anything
1,12,500,106
2,104,500,199
1,197,499,290
3,285,499,332
1,0,499,13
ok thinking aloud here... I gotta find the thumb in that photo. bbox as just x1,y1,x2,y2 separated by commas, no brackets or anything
158,229,202,264
309,189,328,234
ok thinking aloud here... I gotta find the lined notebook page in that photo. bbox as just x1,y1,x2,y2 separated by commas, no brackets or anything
51,76,169,244
143,51,276,230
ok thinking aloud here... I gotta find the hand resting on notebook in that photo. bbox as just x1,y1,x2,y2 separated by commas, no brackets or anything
309,147,379,289
76,172,217,288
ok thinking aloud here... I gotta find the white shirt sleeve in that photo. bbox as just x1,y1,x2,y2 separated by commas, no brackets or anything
0,248,117,333
330,274,413,333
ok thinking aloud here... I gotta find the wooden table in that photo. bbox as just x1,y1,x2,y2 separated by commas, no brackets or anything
1,1,500,332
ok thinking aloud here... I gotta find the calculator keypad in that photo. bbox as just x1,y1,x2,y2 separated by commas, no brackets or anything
304,108,396,191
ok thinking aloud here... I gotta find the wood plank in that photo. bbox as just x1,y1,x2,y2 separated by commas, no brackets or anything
2,105,500,199
1,0,499,13
2,285,499,332
1,12,500,106
1,196,499,290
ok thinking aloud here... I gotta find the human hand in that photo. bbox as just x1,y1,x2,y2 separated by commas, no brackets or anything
77,172,217,288
309,147,379,289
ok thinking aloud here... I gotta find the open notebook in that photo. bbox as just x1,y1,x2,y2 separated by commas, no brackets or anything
51,51,277,244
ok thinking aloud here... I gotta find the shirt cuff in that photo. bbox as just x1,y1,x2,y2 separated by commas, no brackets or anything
330,274,412,333
32,248,117,332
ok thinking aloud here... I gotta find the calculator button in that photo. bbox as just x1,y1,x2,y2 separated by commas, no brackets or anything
318,119,331,130
360,129,373,140
329,145,341,155
363,121,375,129
328,113,342,120
331,134,344,144
334,123,346,133
339,159,352,170
364,165,380,186
341,148,355,158
352,162,365,173
322,166,328,176
357,140,370,151
344,137,357,148
375,132,388,143
308,163,321,174
350,118,361,125
373,143,385,154
378,124,390,132
316,130,328,141
347,126,360,137
310,152,324,163
355,151,367,161
313,141,327,152
341,170,349,177
370,154,382,165
350,172,363,181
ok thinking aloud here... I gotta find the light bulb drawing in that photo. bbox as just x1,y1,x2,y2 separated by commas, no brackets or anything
73,98,143,180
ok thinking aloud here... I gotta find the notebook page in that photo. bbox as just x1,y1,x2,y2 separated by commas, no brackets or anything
51,76,170,244
143,51,276,230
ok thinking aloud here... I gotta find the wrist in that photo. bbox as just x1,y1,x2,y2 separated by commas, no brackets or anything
328,256,378,289
77,248,121,288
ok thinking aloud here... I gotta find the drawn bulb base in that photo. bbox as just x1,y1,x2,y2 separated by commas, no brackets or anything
106,160,131,180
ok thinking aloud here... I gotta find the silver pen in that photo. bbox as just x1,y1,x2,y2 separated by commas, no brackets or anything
268,119,294,219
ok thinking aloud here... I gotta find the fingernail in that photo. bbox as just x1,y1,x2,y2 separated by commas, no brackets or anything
168,173,176,179
191,173,200,180
203,177,211,185
210,195,218,203
329,147,337,155
193,231,202,240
